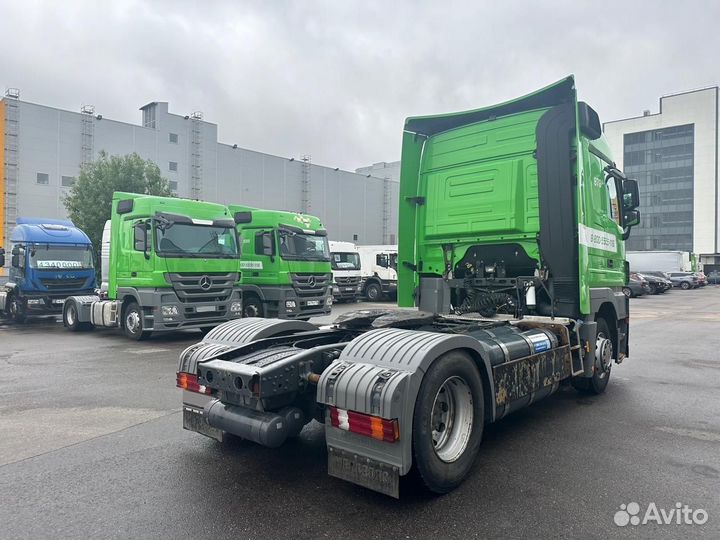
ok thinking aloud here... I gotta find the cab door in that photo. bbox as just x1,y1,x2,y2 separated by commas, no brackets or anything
118,219,154,288
582,150,625,288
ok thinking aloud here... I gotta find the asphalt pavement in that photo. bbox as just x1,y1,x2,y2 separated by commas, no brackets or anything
1,291,719,539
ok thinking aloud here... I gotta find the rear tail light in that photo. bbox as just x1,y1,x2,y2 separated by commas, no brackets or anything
176,372,211,395
329,406,399,443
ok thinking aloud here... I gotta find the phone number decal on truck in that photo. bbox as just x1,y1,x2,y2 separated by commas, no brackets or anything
578,224,617,253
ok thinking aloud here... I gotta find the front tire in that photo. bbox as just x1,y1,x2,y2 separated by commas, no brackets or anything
412,351,484,494
122,301,151,341
622,287,633,298
365,282,382,302
242,294,264,318
681,281,691,290
8,296,26,323
572,317,613,394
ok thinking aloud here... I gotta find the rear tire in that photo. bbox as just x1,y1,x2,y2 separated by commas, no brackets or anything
681,281,690,290
412,350,484,494
365,282,382,302
63,301,92,331
572,317,613,395
122,301,151,341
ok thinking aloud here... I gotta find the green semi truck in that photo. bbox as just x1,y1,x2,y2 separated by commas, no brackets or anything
177,76,640,497
63,192,243,340
229,205,333,319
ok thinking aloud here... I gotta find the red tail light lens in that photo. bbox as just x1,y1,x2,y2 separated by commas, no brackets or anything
176,372,211,395
329,406,399,443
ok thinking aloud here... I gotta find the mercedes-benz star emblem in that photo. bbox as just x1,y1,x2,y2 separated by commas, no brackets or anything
308,276,315,288
199,276,212,290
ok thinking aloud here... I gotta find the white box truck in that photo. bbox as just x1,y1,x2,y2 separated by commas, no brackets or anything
627,251,692,273
357,244,397,301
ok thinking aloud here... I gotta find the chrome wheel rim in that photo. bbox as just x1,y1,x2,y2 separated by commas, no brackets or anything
126,311,140,333
596,332,613,378
244,304,260,318
430,376,474,463
66,306,76,326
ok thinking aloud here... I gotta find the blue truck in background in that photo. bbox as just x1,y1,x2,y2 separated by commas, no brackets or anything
0,218,96,322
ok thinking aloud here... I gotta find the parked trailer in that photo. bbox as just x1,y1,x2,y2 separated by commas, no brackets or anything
62,192,244,340
178,76,641,497
627,250,692,273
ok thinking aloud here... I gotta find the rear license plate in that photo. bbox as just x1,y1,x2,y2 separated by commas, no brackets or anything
183,408,223,441
307,300,320,306
195,305,215,313
52,299,65,305
327,446,400,498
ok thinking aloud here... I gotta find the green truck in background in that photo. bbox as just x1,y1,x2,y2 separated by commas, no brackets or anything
63,192,243,340
178,76,641,497
229,205,333,319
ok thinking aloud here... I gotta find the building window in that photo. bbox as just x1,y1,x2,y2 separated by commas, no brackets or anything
61,176,75,187
353,234,358,242
169,180,178,191
169,133,178,144
36,173,49,185
169,161,178,172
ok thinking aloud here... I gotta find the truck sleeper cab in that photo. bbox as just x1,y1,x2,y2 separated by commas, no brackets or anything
329,241,363,302
63,193,243,340
177,76,640,498
0,218,96,322
230,205,333,320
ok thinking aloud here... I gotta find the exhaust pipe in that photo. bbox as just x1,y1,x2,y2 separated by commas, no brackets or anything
204,399,304,448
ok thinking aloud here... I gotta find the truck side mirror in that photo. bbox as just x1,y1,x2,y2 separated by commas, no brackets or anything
134,223,150,259
0,247,4,267
254,231,275,258
622,209,641,240
622,178,640,210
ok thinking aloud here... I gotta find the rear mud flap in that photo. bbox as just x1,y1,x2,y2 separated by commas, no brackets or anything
328,446,400,498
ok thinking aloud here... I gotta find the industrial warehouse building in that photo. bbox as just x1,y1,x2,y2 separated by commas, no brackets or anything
0,90,399,257
604,87,720,271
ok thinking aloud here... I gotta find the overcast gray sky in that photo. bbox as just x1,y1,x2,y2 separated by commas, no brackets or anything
1,0,718,171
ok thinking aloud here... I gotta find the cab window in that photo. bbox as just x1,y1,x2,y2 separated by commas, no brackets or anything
606,177,621,226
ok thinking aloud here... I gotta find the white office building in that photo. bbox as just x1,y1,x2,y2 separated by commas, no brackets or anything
0,90,399,259
603,87,720,271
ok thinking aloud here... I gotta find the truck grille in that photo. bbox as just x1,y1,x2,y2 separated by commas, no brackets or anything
291,273,331,297
335,276,361,286
39,278,88,291
166,272,238,303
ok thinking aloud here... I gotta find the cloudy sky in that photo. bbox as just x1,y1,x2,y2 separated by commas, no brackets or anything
1,0,718,171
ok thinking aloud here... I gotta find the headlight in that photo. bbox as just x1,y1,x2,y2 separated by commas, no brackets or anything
230,301,243,313
161,305,179,316
27,299,43,305
285,300,297,309
326,296,333,306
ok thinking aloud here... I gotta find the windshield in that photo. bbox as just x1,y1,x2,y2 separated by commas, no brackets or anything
331,252,360,270
278,230,330,261
29,244,94,269
155,223,238,258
